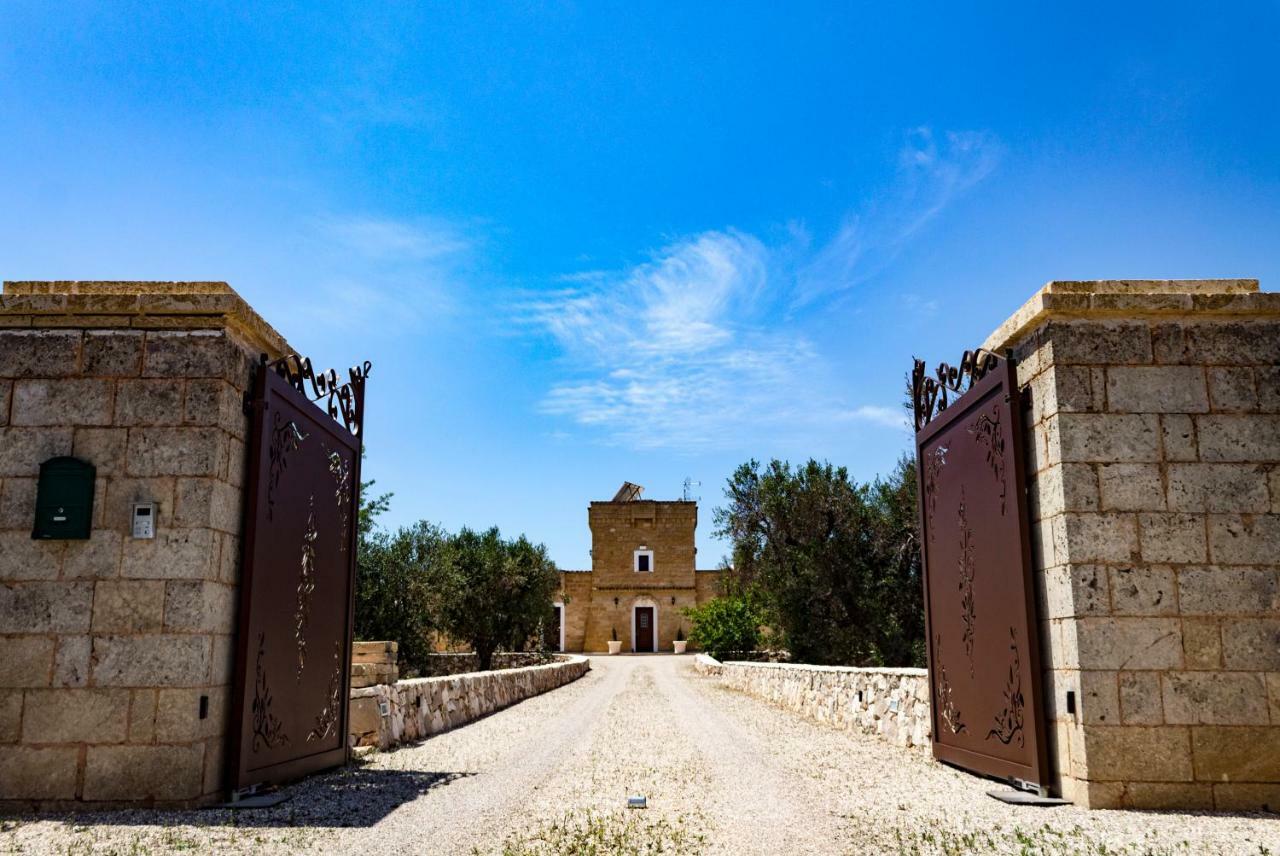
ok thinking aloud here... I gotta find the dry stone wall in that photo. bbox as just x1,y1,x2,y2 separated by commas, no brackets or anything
695,655,931,749
349,655,589,750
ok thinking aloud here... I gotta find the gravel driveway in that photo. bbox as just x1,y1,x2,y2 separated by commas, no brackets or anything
2,655,1277,854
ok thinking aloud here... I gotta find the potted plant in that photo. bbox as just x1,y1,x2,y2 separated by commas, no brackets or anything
607,626,622,655
673,626,687,655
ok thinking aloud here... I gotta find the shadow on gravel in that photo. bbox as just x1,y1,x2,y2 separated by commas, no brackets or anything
12,767,474,830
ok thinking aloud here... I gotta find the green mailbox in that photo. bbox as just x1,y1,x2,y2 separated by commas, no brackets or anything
32,457,96,540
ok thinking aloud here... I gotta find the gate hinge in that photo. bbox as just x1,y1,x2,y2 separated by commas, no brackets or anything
242,392,268,417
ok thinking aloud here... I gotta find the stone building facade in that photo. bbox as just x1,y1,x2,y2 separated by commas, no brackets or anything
555,484,721,653
0,281,288,808
987,279,1280,810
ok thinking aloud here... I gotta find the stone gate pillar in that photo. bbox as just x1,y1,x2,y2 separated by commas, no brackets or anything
985,279,1280,810
0,282,289,808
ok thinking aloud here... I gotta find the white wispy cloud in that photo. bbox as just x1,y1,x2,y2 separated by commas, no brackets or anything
322,217,469,262
518,231,799,449
794,127,1001,307
839,405,908,429
522,128,999,451
896,127,1002,240
520,230,899,451
298,216,473,333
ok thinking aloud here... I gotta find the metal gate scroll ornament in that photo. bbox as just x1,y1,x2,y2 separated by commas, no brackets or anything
227,354,371,796
911,349,1050,793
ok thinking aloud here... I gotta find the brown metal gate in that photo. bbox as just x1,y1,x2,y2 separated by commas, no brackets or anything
911,350,1049,792
227,355,370,795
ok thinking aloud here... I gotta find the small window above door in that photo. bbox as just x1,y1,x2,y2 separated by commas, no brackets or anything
634,549,654,573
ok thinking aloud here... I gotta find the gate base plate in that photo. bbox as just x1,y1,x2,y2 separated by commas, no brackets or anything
986,789,1070,806
213,793,292,810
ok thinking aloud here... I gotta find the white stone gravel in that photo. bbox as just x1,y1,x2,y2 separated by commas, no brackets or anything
2,655,1277,855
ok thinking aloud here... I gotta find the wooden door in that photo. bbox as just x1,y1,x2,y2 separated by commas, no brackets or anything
635,607,654,652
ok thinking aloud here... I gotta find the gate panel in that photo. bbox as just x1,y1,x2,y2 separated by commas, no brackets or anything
912,351,1049,790
228,355,370,794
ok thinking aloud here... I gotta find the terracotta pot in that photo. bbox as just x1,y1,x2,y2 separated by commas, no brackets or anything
673,640,688,654
607,640,622,655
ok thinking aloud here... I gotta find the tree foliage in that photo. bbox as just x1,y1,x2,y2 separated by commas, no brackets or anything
355,469,559,673
437,527,560,671
714,455,924,667
355,521,449,671
682,592,765,660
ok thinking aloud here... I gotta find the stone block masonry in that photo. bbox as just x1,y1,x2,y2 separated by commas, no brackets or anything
983,279,1280,811
351,640,399,688
693,655,932,749
0,281,289,809
557,494,722,654
348,655,590,750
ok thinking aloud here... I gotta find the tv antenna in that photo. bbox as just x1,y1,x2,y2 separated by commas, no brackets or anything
682,477,701,502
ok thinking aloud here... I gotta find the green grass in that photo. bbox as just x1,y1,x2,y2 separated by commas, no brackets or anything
484,809,708,856
885,820,1275,856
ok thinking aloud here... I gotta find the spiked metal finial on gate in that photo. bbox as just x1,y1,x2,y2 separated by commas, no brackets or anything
910,348,1001,432
266,354,373,437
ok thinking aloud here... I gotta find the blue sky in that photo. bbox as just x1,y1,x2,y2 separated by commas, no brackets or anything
2,3,1278,567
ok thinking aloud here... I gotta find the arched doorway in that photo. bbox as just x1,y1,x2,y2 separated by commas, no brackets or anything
631,596,658,653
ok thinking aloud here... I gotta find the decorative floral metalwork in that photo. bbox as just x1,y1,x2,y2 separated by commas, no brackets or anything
295,495,318,682
267,412,307,520
252,632,290,752
268,354,372,437
924,444,947,541
307,641,344,744
968,406,1007,514
911,349,1001,431
957,486,977,677
987,626,1026,747
934,634,966,735
325,448,352,552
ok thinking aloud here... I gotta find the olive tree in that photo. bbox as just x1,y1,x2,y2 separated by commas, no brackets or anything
682,592,764,660
354,520,450,673
438,527,560,671
715,455,924,667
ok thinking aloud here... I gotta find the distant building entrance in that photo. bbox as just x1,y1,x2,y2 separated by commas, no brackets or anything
634,606,655,652
556,482,721,652
544,603,564,652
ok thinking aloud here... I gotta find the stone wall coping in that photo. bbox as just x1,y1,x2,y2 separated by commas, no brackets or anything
982,278,1272,353
1,280,291,357
592,582,696,591
721,660,928,677
588,499,696,506
384,654,589,690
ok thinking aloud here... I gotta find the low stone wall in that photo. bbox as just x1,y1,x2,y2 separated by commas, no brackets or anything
696,656,932,750
349,654,589,750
